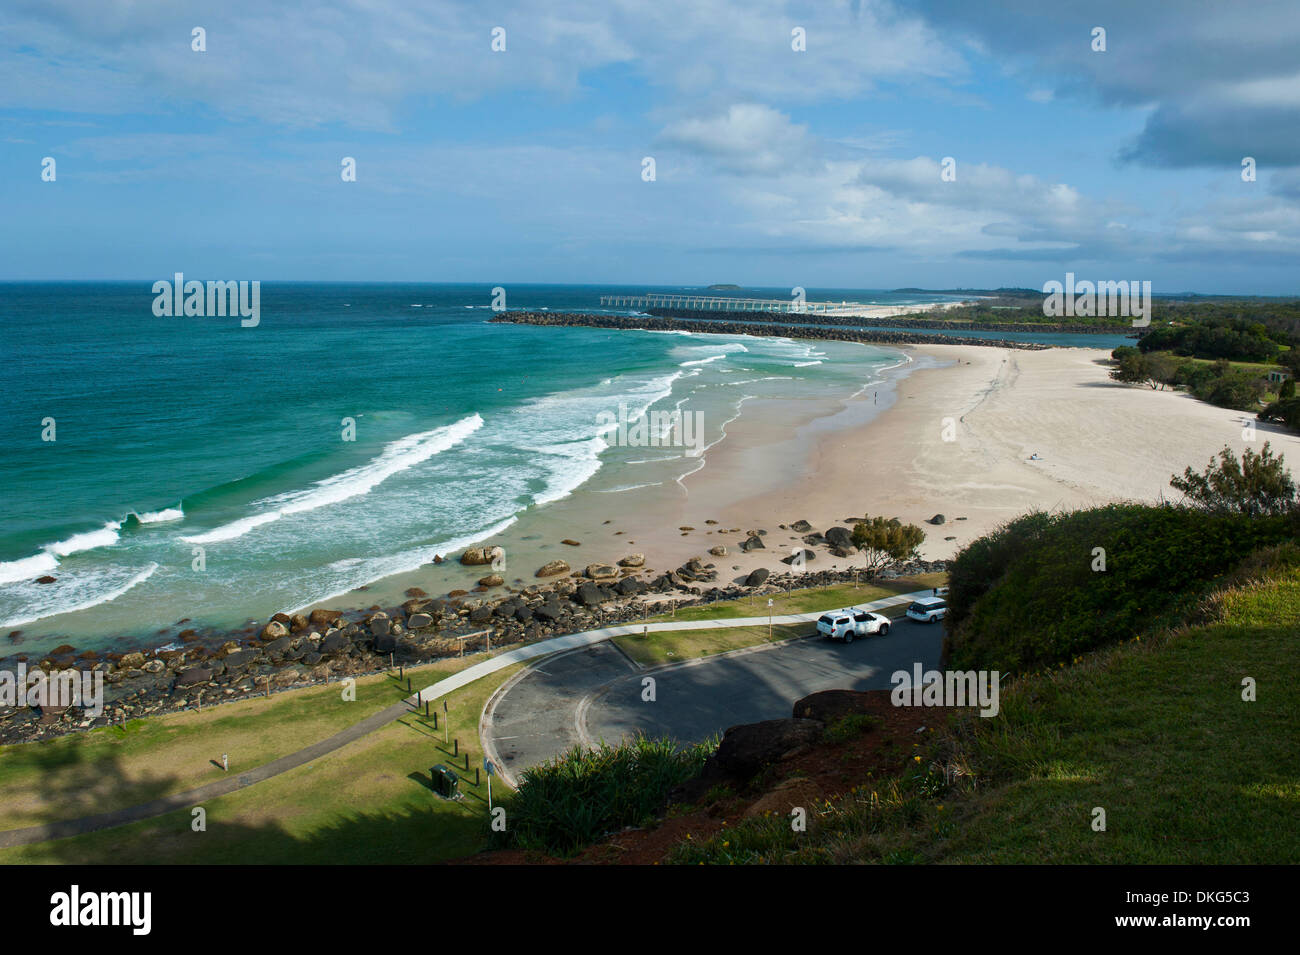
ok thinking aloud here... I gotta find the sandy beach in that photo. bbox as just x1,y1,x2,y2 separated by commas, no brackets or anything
340,340,1300,605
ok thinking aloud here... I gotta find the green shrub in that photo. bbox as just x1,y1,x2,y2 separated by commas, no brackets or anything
492,735,714,856
943,503,1298,673
822,713,883,743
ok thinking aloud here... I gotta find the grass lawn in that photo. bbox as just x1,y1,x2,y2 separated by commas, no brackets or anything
645,572,945,624
614,623,810,667
0,654,524,859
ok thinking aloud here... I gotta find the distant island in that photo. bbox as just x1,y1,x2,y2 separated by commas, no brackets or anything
706,284,742,291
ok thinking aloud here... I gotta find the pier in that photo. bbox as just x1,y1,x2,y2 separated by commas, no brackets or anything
599,292,864,316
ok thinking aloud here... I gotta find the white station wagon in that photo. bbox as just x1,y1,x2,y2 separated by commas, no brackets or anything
817,607,892,643
905,596,948,624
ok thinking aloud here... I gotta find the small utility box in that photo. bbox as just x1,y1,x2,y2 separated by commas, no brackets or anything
431,763,459,798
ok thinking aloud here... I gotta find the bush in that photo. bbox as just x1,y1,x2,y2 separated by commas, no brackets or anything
492,735,713,856
1170,443,1297,516
1260,396,1300,431
943,504,1298,673
852,516,925,572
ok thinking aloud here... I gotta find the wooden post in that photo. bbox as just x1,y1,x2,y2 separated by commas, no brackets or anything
264,675,270,698
475,767,481,786
453,738,459,757
464,751,470,771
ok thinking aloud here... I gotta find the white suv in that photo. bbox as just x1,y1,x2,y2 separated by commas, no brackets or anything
817,607,891,643
905,596,947,624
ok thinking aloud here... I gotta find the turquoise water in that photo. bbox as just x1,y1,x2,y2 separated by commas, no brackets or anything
2,282,955,646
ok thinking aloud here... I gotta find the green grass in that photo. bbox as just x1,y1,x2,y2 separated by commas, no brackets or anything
0,662,525,863
613,623,810,667
0,653,519,831
668,556,1300,864
645,573,945,624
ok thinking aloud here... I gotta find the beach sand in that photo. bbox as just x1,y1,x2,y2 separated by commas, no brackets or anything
344,342,1300,605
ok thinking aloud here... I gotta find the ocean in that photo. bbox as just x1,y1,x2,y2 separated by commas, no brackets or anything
3,282,994,651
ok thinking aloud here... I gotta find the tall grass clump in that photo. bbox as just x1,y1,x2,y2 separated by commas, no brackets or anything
494,735,714,856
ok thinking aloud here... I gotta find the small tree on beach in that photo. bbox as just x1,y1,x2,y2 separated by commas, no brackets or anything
852,516,926,574
1169,443,1296,516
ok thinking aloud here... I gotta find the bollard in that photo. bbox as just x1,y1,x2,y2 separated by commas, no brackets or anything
407,677,412,693
475,767,480,786
464,752,470,771
432,712,438,730
453,738,459,757
425,701,430,718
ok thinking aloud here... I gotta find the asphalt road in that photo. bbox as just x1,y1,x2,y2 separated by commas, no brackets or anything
485,617,944,782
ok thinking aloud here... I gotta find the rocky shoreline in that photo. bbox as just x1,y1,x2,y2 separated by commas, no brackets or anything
645,307,1137,336
489,311,1053,349
0,520,946,745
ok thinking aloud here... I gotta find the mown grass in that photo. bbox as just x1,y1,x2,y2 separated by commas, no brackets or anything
0,653,519,831
669,555,1300,864
613,622,810,667
0,662,525,864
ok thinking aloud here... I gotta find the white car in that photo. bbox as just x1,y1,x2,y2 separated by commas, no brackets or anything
817,607,891,643
906,596,948,624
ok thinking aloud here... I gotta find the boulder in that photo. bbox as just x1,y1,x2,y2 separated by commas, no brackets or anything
477,574,504,587
460,545,504,566
928,514,946,525
142,659,165,674
368,615,391,637
290,613,309,632
222,649,258,669
744,567,770,587
790,519,812,533
260,620,289,641
536,559,571,578
407,612,434,629
740,535,765,552
585,563,619,580
318,633,350,656
308,608,340,628
824,526,854,549
263,636,292,660
792,689,877,724
118,652,146,670
575,582,608,607
373,631,398,654
617,554,645,568
705,719,823,780
782,548,817,565
708,545,727,557
533,602,565,623
174,667,213,688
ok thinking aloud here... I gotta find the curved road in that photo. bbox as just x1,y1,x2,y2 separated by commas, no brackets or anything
483,592,944,786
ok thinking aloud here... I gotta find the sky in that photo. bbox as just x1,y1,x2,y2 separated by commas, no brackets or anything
2,0,1299,294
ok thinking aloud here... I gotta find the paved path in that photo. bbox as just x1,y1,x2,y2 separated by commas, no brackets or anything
0,589,935,847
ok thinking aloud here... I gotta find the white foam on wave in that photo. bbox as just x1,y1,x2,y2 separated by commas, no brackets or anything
132,506,184,524
46,521,122,557
0,552,60,585
181,414,484,545
287,516,519,613
0,562,159,629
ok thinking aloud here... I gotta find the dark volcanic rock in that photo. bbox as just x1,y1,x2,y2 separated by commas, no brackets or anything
744,567,770,587
175,667,214,688
705,719,823,781
792,689,876,724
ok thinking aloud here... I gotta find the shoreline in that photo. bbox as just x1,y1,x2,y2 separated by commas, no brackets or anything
8,331,1300,664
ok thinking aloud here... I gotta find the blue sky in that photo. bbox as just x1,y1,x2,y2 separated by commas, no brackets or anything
3,0,1299,293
